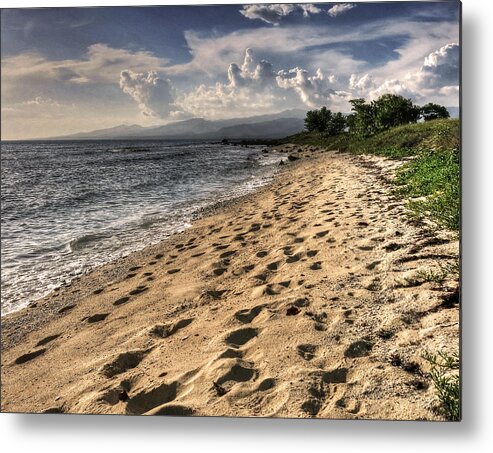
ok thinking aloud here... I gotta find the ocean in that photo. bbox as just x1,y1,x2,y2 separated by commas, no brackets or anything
1,140,283,315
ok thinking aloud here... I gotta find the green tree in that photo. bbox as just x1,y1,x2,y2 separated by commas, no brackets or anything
326,112,347,136
373,94,420,132
304,109,321,132
348,98,377,137
348,95,420,137
304,107,333,133
420,103,450,121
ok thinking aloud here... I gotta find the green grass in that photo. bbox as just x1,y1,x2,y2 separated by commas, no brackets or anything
282,119,460,231
394,148,460,230
422,350,460,421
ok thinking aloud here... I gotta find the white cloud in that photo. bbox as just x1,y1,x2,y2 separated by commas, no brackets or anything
328,3,356,18
240,4,322,25
178,48,346,118
415,43,459,89
276,67,345,107
1,43,169,104
119,70,175,118
359,42,460,104
299,4,323,17
25,96,61,107
349,73,375,93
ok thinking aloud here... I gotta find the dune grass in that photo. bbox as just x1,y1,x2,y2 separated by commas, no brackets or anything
422,350,460,421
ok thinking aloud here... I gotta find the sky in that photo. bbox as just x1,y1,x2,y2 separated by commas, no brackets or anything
0,2,460,140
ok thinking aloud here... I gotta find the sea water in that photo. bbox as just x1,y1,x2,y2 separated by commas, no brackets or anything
1,140,282,315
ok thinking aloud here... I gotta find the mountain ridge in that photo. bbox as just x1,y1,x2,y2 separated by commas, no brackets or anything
47,109,307,141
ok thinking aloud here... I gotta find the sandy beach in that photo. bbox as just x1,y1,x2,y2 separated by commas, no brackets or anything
0,145,459,419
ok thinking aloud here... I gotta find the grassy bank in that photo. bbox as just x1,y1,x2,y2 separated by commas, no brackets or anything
282,119,460,231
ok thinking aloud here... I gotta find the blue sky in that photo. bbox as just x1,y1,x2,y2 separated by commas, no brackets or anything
1,2,460,139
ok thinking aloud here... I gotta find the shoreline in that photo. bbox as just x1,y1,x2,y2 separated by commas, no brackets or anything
0,142,279,318
1,146,459,419
0,145,300,348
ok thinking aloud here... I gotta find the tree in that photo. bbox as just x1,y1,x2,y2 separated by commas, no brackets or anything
348,98,377,137
372,94,420,132
326,112,347,136
304,107,333,133
420,103,450,121
304,109,321,132
348,94,420,137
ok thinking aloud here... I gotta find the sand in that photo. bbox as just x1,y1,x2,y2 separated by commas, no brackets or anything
0,145,459,419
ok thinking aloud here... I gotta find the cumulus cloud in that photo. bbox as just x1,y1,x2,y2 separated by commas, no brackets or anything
349,73,375,93
225,48,277,89
414,43,459,89
240,4,322,25
277,67,344,107
299,4,323,17
370,43,460,100
327,3,356,18
178,48,347,118
178,48,281,117
119,70,174,118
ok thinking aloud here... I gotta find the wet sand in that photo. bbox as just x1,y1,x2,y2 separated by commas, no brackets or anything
1,145,459,419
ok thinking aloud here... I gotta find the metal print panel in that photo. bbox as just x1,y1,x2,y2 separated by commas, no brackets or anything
0,2,461,420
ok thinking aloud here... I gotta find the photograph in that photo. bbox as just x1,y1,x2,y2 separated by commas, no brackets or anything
1,1,460,420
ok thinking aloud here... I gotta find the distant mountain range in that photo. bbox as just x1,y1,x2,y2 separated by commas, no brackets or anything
49,109,308,141
44,106,459,141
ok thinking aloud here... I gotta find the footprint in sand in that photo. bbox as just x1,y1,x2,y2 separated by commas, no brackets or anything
219,250,237,259
267,261,280,271
344,340,373,358
35,334,61,347
129,285,148,296
125,381,179,415
100,349,150,378
287,251,306,263
167,268,181,275
224,327,259,348
58,304,76,314
212,267,227,276
149,318,194,339
85,313,109,323
14,349,47,365
215,361,258,389
297,344,318,361
260,280,291,296
205,289,227,299
113,296,130,306
234,305,266,324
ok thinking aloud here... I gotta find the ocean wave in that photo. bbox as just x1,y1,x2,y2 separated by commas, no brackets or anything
68,232,110,252
108,147,152,153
